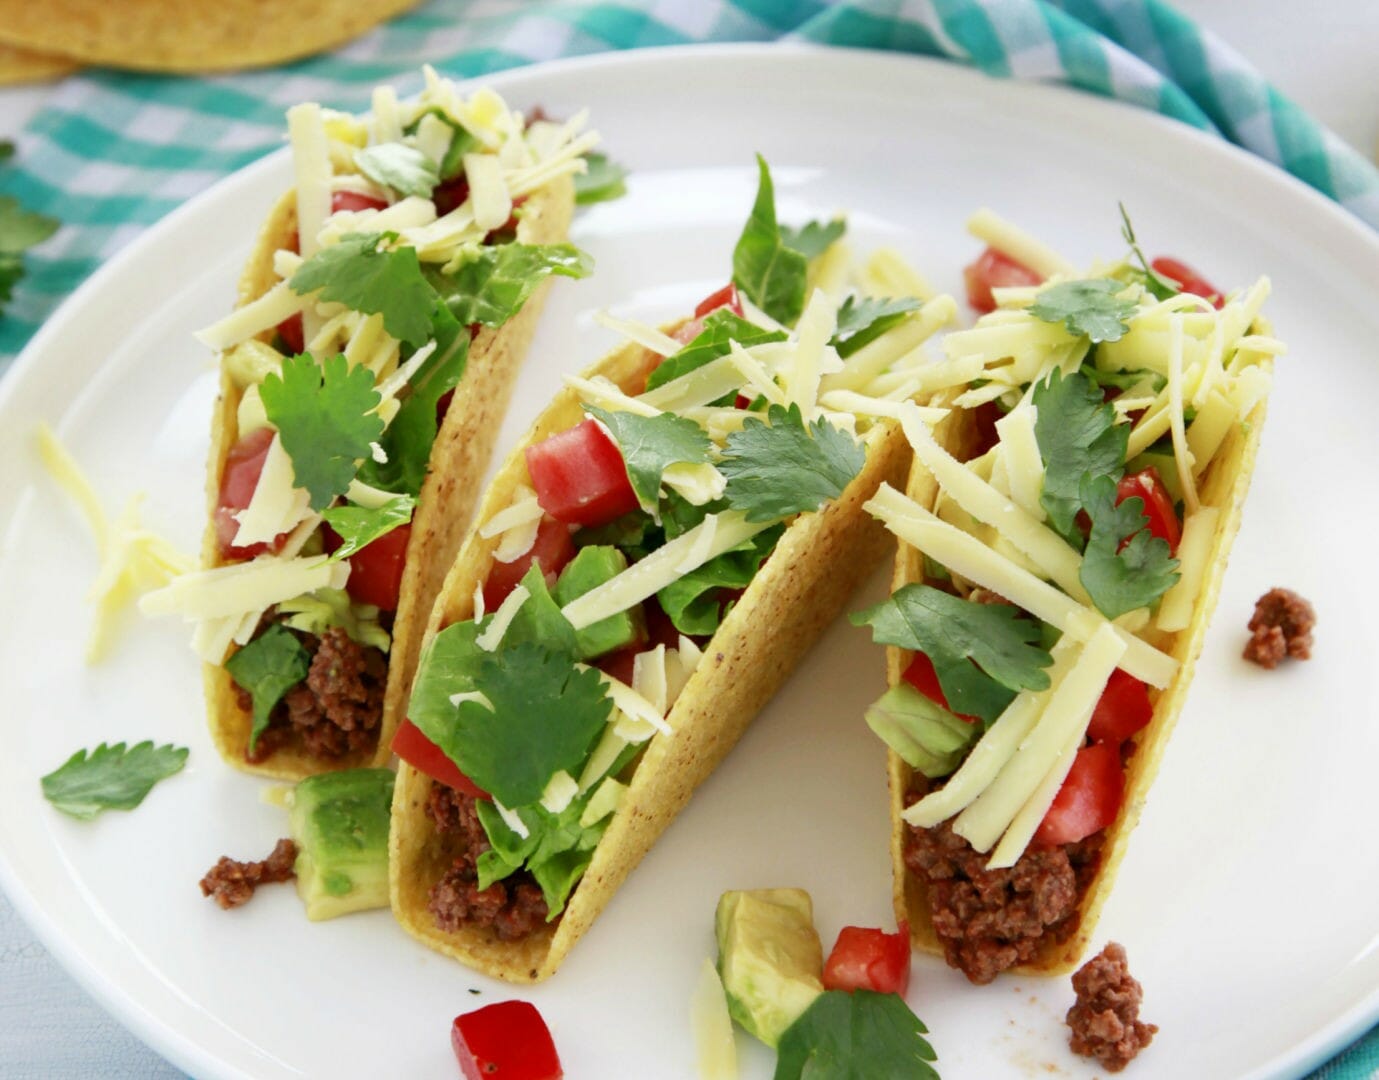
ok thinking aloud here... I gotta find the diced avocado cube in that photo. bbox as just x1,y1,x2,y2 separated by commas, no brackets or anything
552,545,645,660
715,888,824,1048
865,683,979,779
287,767,394,921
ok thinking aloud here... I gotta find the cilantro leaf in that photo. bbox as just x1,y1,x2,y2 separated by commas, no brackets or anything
0,193,59,314
719,403,865,523
851,583,1052,725
1119,203,1180,301
657,522,782,636
426,640,609,808
358,332,469,497
430,242,592,328
321,494,417,559
1030,279,1137,344
1078,473,1180,618
644,309,787,394
732,155,810,326
41,741,189,821
831,295,922,359
260,352,384,510
224,624,311,752
1032,369,1128,542
575,152,628,205
781,217,845,259
290,233,437,349
353,143,439,199
585,406,710,506
775,990,939,1080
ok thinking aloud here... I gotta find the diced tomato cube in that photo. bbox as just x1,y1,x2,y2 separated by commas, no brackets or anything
694,282,744,319
525,419,639,527
331,190,388,214
215,428,288,559
1033,743,1125,848
391,718,490,800
1115,468,1181,553
451,1001,563,1080
1087,669,1153,745
344,522,411,612
963,247,1042,314
595,646,639,686
822,924,911,995
277,312,304,355
434,176,470,216
1150,256,1223,308
901,652,978,723
482,515,576,610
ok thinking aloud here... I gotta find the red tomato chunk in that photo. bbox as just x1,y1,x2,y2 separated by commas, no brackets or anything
452,1000,563,1080
1034,743,1125,848
1151,256,1222,308
215,428,289,559
1087,669,1153,745
1115,468,1180,553
277,312,305,355
345,521,411,612
482,515,575,611
525,419,639,527
392,718,490,800
694,281,744,319
902,652,978,724
823,924,912,995
963,247,1042,314
331,190,389,214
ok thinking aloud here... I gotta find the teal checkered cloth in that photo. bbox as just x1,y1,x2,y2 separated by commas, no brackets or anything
1,2,1376,1077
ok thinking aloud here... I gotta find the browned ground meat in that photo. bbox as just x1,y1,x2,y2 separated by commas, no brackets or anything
426,782,551,941
199,838,298,910
239,625,388,762
1244,587,1316,668
1067,942,1157,1071
903,792,1103,984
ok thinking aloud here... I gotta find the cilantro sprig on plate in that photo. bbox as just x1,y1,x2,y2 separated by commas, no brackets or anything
41,741,189,820
776,989,940,1080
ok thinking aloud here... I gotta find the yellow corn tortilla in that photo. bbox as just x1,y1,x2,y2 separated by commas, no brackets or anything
391,334,913,983
0,1,420,73
201,174,575,781
0,43,77,85
886,356,1272,977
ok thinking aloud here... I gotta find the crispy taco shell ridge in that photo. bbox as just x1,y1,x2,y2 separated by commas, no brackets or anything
887,354,1272,977
201,175,575,781
391,332,913,982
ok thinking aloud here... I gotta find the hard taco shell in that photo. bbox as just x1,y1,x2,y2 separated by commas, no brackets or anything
202,174,575,780
391,331,912,982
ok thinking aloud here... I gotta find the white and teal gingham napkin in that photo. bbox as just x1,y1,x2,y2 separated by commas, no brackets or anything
1,1,1377,1077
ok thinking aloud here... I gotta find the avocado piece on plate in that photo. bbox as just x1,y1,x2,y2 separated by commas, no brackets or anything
287,767,394,920
553,545,645,659
715,888,824,1048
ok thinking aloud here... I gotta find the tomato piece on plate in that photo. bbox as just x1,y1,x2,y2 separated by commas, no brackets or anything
331,190,388,214
215,428,289,559
694,281,744,319
1034,743,1125,847
452,1000,563,1080
345,521,412,612
1087,668,1153,745
391,718,490,800
901,652,978,724
482,515,576,611
276,312,304,355
434,176,471,216
963,247,1042,314
1150,256,1222,308
1116,467,1181,553
525,419,639,527
822,924,912,995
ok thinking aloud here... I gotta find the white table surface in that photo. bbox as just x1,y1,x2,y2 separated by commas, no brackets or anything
1,3,1375,1078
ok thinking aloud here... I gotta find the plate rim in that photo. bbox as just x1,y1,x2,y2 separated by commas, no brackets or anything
1,42,1376,1080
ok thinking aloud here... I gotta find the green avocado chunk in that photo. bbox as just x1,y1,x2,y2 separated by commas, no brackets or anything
715,888,824,1048
552,545,645,660
865,683,979,778
287,767,394,920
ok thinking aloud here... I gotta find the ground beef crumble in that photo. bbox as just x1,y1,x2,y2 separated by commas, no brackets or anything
199,838,298,910
903,791,1103,985
239,625,388,763
1067,942,1157,1071
1243,587,1315,668
425,782,550,941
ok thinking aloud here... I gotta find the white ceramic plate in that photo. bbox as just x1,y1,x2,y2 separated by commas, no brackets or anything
2,45,1376,1080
